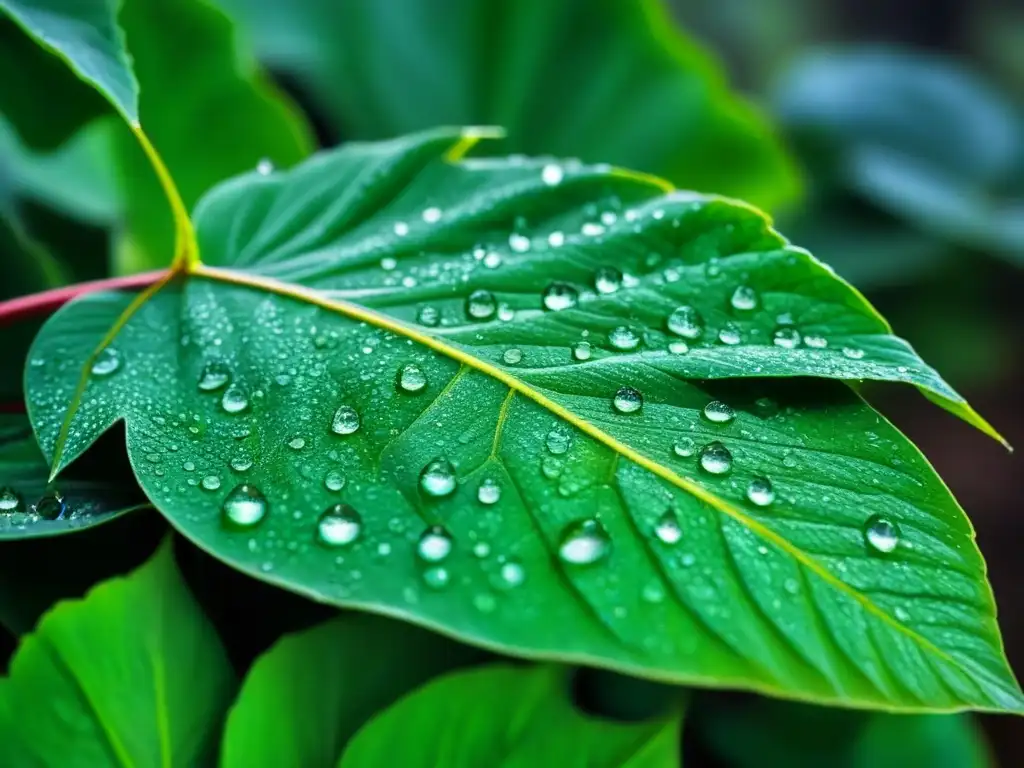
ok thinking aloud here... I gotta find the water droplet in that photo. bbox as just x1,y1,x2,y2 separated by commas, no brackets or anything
33,492,65,520
541,163,564,185
182,460,196,472
202,474,222,491
509,233,531,253
393,221,409,237
581,222,605,237
422,206,442,223
558,519,611,565
730,285,759,311
542,282,579,311
654,510,682,544
667,306,704,339
773,327,801,349
895,606,910,622
473,541,491,558
746,477,775,507
546,427,571,455
672,438,696,457
397,363,427,393
423,566,450,589
417,525,453,562
502,348,523,365
699,442,733,475
90,347,121,377
804,335,828,349
221,385,249,414
0,487,20,512
842,346,865,359
317,504,362,547
197,361,231,391
230,454,253,472
380,256,397,271
221,484,266,528
541,456,563,479
668,341,689,354
499,559,525,587
466,289,497,320
330,405,361,435
703,400,735,424
572,341,592,361
642,582,665,604
417,306,440,327
718,323,742,345
324,470,345,492
609,326,640,350
483,252,502,269
419,458,457,497
288,436,306,450
547,231,565,247
474,593,496,612
612,386,643,414
477,477,501,505
864,515,900,554
594,266,622,294
256,158,273,175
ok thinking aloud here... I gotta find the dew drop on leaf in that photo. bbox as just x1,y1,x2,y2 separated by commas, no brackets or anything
842,346,865,359
317,504,362,547
546,427,571,455
0,487,21,513
572,341,592,361
33,491,65,520
477,477,501,505
558,519,611,565
90,347,121,377
423,567,450,589
703,400,735,424
541,163,564,185
502,348,523,365
509,233,531,253
804,335,829,349
654,510,682,544
612,386,643,414
230,454,253,472
746,476,775,507
542,282,579,311
197,361,231,391
288,436,306,450
699,441,733,474
221,484,267,529
202,474,222,491
666,306,703,339
421,206,442,223
417,306,440,327
730,285,759,311
668,340,689,354
417,525,453,562
466,289,497,320
718,323,742,345
330,405,361,435
221,385,249,414
594,266,623,294
773,327,801,349
324,469,345,492
397,363,427,393
672,437,696,457
498,559,525,587
864,515,900,554
419,458,457,497
609,326,640,350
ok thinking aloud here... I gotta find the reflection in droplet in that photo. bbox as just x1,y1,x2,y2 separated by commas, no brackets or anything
730,285,759,311
654,510,682,544
397,363,427,393
317,504,362,547
331,405,361,435
324,470,345,492
667,306,703,339
33,492,66,520
417,525,453,562
612,386,643,414
558,519,611,565
419,458,457,497
773,327,801,349
594,266,623,294
477,478,501,505
864,515,900,554
546,427,571,455
746,476,775,507
609,326,640,351
703,400,735,424
572,341,592,361
699,442,733,474
466,289,497,320
221,385,249,414
221,484,267,528
542,282,579,311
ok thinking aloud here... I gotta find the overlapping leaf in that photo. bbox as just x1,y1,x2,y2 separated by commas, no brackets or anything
24,129,1023,711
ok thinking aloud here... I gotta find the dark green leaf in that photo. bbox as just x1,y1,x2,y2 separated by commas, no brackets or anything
0,539,236,766
219,0,798,210
339,664,682,767
221,613,486,768
24,130,1022,711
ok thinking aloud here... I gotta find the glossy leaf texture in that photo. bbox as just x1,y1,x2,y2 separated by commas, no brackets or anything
0,0,138,123
221,613,485,768
0,539,237,767
338,664,682,768
25,129,1023,711
217,0,798,210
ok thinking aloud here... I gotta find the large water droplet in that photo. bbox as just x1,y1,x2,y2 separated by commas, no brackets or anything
718,323,742,345
667,306,704,339
466,289,497,320
572,341,592,361
654,510,682,544
864,515,900,554
0,487,21,513
417,306,440,327
33,492,65,519
773,327,801,349
612,386,643,414
746,477,775,507
331,405,361,435
202,474,222,491
222,484,267,528
699,442,733,474
90,347,121,377
477,477,501,505
324,469,345,492
594,266,622,294
221,385,249,414
558,519,611,565
397,363,427,393
417,525,453,562
730,285,759,311
703,400,735,424
317,504,362,547
609,326,640,351
197,361,231,391
509,233,531,253
672,437,696,457
230,454,253,472
542,282,579,311
546,427,571,455
419,458,457,497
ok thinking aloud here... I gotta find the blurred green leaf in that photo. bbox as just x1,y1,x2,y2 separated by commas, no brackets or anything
339,664,682,767
0,539,236,767
221,613,486,768
219,0,799,210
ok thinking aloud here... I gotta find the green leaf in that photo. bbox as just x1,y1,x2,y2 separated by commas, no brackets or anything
0,539,237,766
339,664,682,767
218,0,798,210
221,613,487,768
25,130,1023,711
0,0,138,124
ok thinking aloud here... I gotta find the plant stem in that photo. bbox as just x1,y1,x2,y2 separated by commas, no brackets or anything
0,270,170,327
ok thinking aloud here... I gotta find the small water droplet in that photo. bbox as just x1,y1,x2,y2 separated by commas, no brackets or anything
397,363,427,393
288,436,306,450
330,405,361,435
197,361,231,391
730,285,759,311
773,327,801,349
317,504,362,547
542,282,579,311
746,477,775,507
703,400,735,424
221,484,267,528
256,158,273,175
417,525,453,562
417,306,440,327
90,347,121,377
667,306,703,339
502,348,523,365
324,470,345,492
419,458,457,497
33,492,65,520
594,266,622,294
541,456,563,479
477,477,501,505
499,559,525,587
202,474,222,491
230,454,253,472
393,221,409,237
547,231,565,247
221,385,249,414
422,206,442,223
422,566,450,589
672,438,696,457
612,386,643,414
804,335,828,349
609,326,640,350
541,163,564,185
668,340,689,354
654,510,682,544
864,515,900,554
572,341,592,361
466,289,497,320
380,256,397,271
182,461,196,472
842,346,865,359
483,252,502,268
699,442,733,474
718,323,742,345
895,606,910,622
509,233,531,253
558,519,611,565
642,581,665,604
0,487,20,513
546,427,571,455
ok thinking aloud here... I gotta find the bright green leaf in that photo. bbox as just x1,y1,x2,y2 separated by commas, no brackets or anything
339,664,682,767
218,0,798,210
221,613,486,768
24,130,1023,711
0,539,236,767
0,0,138,123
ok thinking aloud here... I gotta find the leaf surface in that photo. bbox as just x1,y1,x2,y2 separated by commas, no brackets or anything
338,664,682,768
25,130,1023,711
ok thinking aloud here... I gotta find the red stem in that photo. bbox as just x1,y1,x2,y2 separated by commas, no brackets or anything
0,269,170,327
